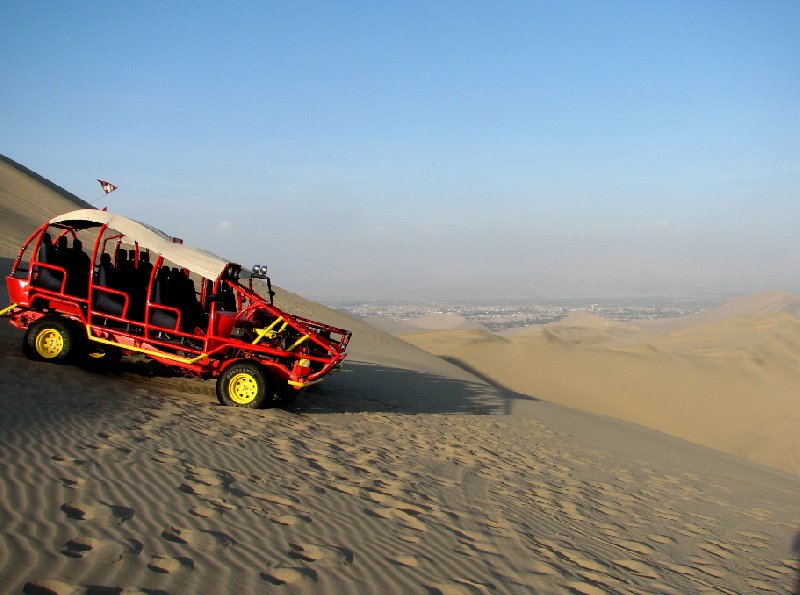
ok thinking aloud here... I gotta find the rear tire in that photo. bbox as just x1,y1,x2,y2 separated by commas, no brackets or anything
216,361,273,408
23,317,79,364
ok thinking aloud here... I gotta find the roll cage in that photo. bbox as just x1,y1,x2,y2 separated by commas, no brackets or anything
2,210,351,393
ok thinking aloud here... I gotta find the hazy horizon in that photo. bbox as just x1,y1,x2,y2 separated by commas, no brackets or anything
3,2,798,300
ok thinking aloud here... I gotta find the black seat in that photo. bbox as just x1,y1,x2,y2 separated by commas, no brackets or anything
34,232,65,292
127,252,152,322
173,270,202,332
148,268,179,330
93,254,126,316
216,282,236,312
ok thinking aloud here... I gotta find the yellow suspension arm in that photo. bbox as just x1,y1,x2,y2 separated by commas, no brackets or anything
0,303,18,316
86,325,209,365
251,316,286,345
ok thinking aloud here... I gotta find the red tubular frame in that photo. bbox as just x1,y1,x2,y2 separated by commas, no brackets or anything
3,218,352,389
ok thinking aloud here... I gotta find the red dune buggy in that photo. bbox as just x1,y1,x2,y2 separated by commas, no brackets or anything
2,209,351,408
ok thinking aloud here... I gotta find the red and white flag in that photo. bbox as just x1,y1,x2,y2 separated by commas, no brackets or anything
98,179,118,194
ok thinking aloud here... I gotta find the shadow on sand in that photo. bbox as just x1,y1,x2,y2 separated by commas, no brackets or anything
0,283,534,418
1,254,534,417
294,360,537,416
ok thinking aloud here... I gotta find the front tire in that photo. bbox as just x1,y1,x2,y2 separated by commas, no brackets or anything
23,317,79,363
216,361,273,408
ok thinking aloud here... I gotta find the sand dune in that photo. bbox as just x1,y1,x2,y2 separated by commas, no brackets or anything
401,298,800,476
638,291,800,333
0,156,91,259
406,313,488,332
1,157,799,593
365,314,487,336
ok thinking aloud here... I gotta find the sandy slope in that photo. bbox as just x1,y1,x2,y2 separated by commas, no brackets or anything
0,157,92,259
365,314,487,335
401,302,800,476
1,157,799,594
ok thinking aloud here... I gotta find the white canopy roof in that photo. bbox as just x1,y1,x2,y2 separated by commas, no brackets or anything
50,209,232,281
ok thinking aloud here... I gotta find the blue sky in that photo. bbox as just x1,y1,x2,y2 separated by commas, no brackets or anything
2,1,799,300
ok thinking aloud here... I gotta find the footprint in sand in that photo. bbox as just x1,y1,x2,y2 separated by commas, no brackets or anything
23,579,82,594
60,502,134,525
389,554,426,567
269,513,312,526
186,465,226,486
366,505,427,532
147,554,195,573
97,430,126,442
80,442,113,452
50,456,89,469
289,543,354,567
62,535,142,563
190,505,222,518
179,482,227,499
59,477,82,489
161,526,236,552
261,566,318,586
152,454,182,465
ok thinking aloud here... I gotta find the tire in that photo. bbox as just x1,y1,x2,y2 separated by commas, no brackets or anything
216,361,273,408
23,317,79,363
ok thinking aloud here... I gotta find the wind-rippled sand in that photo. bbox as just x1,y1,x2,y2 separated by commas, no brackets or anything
1,348,798,594
1,156,799,593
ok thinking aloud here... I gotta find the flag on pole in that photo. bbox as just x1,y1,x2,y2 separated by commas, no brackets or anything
98,179,118,194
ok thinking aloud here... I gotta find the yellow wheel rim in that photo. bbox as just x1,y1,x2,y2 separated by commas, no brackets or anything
228,372,259,405
36,328,64,359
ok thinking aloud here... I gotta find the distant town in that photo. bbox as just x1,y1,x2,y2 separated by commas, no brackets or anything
332,297,725,332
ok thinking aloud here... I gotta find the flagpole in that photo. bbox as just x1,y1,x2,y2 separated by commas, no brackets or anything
89,193,108,207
